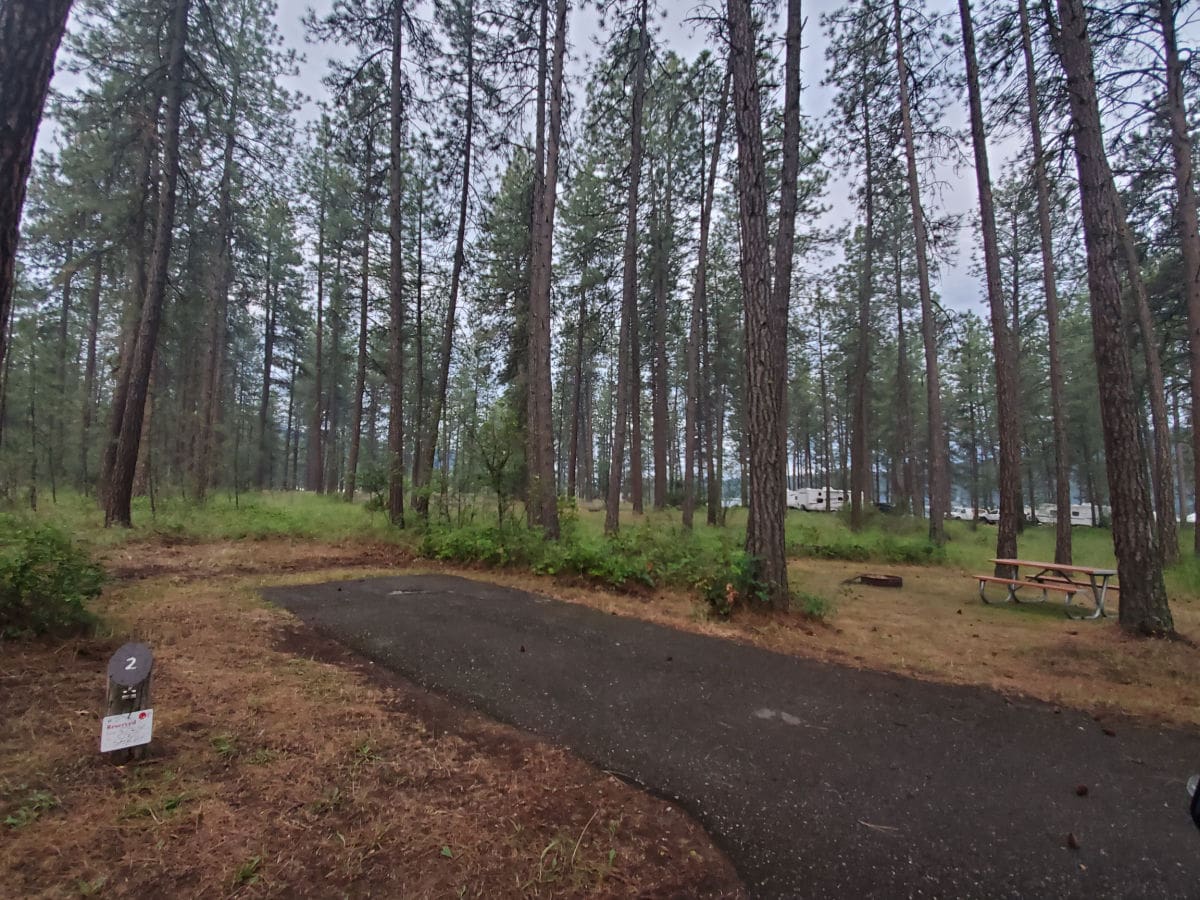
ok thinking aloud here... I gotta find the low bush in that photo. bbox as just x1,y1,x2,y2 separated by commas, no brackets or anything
0,518,104,639
421,516,747,598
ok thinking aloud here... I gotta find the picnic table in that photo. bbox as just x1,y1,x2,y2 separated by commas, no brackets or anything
974,558,1118,620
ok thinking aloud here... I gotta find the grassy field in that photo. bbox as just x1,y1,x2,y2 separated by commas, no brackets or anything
21,489,1200,601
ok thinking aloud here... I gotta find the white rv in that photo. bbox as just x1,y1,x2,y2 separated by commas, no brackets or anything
1032,504,1105,527
786,487,844,511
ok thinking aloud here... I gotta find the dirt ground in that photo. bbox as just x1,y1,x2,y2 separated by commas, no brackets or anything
0,539,744,898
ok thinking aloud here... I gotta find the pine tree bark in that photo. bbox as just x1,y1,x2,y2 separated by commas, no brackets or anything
416,19,473,516
567,254,588,499
651,190,669,511
526,0,566,537
684,67,729,529
257,244,276,489
1018,0,1071,563
729,0,790,602
80,251,102,490
849,83,874,532
345,129,375,501
0,0,73,395
101,99,159,502
306,148,328,494
893,0,948,544
194,98,236,502
412,200,424,491
52,238,75,497
387,0,406,526
605,0,648,534
1158,0,1199,555
1121,213,1178,563
959,0,1021,575
104,0,189,527
1053,0,1172,635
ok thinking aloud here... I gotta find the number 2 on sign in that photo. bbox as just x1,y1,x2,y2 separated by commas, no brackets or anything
126,657,137,671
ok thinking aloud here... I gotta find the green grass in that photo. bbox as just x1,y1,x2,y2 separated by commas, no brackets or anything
20,491,416,548
14,490,1199,604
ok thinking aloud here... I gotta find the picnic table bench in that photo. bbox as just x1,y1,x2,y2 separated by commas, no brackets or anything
973,558,1118,620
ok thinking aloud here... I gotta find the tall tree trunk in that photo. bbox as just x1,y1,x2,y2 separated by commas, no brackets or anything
1121,214,1178,563
893,242,917,517
850,84,874,532
325,246,344,494
80,251,102,491
412,200,424,488
104,0,189,527
893,0,948,544
416,21,474,516
703,277,720,524
101,98,158,501
684,67,730,529
52,238,75,497
0,0,73,397
1018,0,1071,563
605,0,648,534
306,150,328,494
526,0,567,537
1053,0,1172,635
651,188,669,510
195,99,237,502
959,0,1021,575
387,0,406,525
729,0,793,603
1159,0,1200,555
567,255,588,499
345,130,375,502
258,244,276,489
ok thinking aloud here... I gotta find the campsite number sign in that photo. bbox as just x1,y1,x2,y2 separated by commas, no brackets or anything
101,642,154,756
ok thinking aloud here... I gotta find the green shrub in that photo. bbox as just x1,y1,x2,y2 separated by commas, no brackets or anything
701,551,771,616
0,518,104,639
793,590,833,620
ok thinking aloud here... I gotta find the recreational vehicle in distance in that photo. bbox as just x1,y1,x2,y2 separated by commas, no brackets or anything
1027,504,1106,526
786,487,846,511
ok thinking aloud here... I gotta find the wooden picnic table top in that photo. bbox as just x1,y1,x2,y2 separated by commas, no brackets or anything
990,558,1118,577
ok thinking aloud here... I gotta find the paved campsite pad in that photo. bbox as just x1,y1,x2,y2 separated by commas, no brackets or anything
267,575,1200,898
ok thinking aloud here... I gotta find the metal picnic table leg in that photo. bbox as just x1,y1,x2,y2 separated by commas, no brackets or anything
1068,574,1109,620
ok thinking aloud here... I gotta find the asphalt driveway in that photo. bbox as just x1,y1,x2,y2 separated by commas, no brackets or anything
265,574,1200,898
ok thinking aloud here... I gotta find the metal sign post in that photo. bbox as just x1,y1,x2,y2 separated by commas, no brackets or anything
102,642,154,763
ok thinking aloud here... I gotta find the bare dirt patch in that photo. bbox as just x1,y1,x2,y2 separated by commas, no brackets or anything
0,555,743,898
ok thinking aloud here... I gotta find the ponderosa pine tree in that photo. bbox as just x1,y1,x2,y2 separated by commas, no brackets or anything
0,0,74,405
1050,0,1173,635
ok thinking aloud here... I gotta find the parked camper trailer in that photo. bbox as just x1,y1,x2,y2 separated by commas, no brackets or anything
786,488,845,511
1030,504,1105,526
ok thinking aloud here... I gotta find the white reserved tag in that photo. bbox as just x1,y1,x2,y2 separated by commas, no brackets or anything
100,709,153,753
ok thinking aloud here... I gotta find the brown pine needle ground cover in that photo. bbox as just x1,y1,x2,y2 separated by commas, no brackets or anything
0,544,743,899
